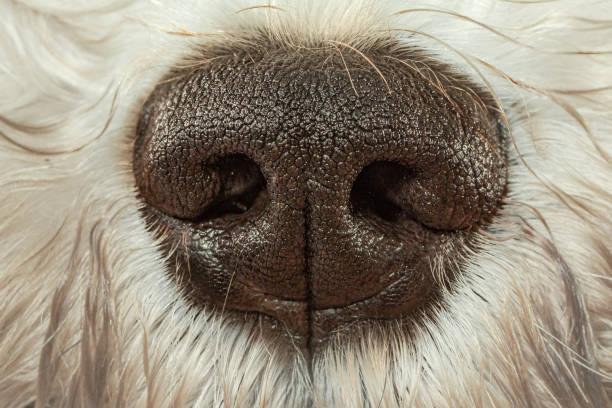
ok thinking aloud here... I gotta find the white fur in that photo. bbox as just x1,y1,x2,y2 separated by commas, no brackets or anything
0,0,610,406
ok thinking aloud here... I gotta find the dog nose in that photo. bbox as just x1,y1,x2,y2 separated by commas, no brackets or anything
133,45,507,346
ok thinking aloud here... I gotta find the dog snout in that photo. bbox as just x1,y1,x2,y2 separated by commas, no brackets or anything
133,43,507,347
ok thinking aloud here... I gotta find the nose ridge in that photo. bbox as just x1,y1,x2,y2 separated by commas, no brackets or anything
134,43,507,345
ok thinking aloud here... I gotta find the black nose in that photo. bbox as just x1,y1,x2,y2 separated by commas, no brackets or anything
133,43,507,347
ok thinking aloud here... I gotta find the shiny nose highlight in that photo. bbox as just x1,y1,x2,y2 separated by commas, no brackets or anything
133,43,507,347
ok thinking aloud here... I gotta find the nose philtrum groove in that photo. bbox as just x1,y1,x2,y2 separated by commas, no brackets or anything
303,196,315,364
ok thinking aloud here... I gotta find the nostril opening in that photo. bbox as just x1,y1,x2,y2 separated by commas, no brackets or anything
192,154,267,222
350,161,415,223
136,149,269,223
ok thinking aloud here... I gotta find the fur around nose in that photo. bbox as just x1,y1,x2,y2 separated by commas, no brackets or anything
133,43,507,346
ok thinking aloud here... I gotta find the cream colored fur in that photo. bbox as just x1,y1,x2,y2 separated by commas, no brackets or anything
0,0,610,406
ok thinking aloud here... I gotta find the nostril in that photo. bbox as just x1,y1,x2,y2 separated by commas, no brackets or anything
136,151,267,222
350,156,504,231
350,161,415,223
191,154,267,222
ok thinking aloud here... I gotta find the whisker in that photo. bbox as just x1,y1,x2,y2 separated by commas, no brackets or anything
326,40,392,94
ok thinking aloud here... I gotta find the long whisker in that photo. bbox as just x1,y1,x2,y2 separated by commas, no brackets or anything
327,40,392,94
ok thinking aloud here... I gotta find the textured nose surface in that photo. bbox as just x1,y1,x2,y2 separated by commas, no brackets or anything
133,43,507,347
